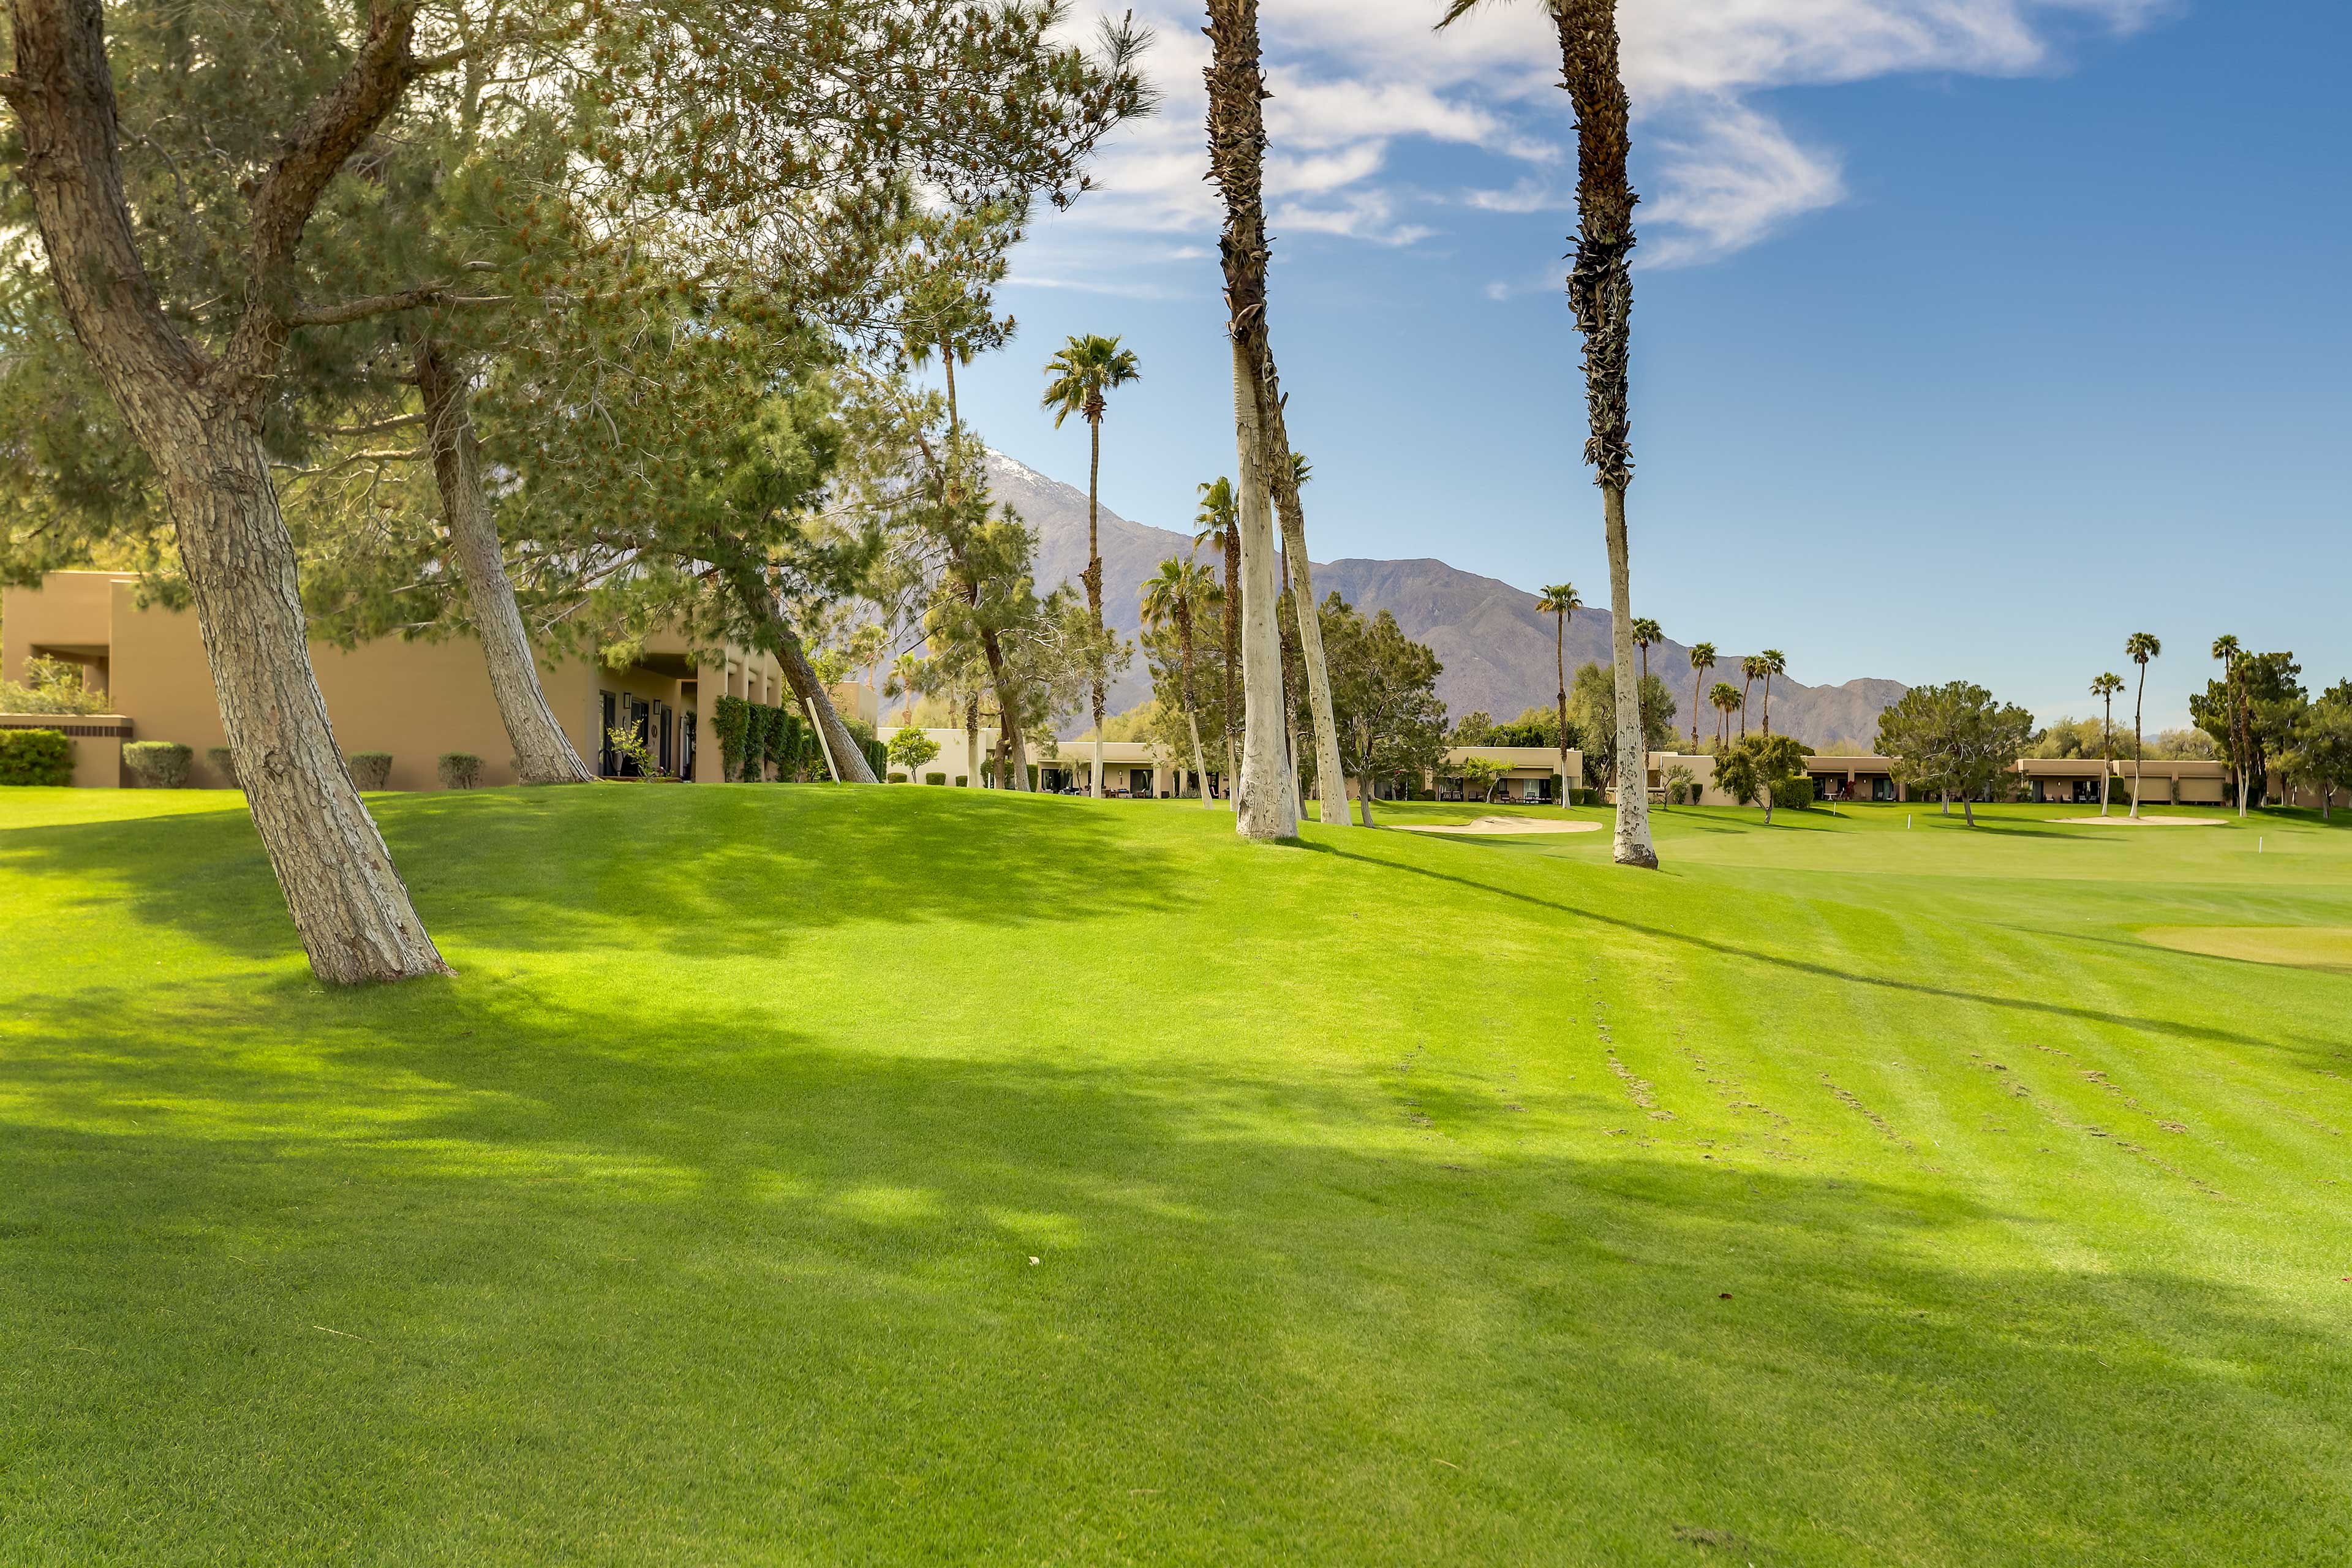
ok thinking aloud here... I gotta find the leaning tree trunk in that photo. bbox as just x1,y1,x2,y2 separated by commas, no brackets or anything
4,0,447,984
1185,705,1213,810
1357,766,1379,828
1259,402,1351,830
1207,0,1297,842
965,693,982,788
1555,0,1657,869
412,335,594,785
1221,526,1241,805
773,621,877,783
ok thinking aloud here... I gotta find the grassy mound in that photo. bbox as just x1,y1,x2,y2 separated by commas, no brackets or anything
2,788,2348,1564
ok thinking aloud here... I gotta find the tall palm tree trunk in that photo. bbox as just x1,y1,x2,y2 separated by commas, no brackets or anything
1689,666,1705,753
2131,669,2146,819
1556,612,1570,800
1761,673,1773,736
1265,432,1351,828
2100,696,2113,815
1206,0,1299,842
1085,414,1106,797
412,334,595,784
6,0,447,983
1551,0,1657,867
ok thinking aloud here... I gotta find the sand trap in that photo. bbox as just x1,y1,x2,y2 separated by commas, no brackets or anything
2139,926,2352,973
2052,815,2227,826
1392,816,1603,836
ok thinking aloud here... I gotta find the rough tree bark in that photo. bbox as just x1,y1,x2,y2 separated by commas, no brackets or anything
1554,0,1657,869
1205,0,1296,842
2,0,448,982
1220,521,1240,803
411,334,595,784
965,693,982,790
771,611,876,784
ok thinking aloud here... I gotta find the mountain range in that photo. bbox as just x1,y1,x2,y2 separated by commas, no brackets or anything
986,451,1905,750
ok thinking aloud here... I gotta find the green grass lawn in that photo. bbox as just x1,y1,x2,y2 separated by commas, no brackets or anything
3,785,2348,1565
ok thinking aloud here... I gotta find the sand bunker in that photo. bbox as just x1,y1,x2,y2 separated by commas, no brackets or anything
1392,816,1603,836
2053,815,2227,826
2139,926,2352,973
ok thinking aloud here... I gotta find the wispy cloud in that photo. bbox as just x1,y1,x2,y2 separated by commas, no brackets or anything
1025,0,2162,288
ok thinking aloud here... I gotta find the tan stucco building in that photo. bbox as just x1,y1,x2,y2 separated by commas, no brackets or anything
0,570,869,788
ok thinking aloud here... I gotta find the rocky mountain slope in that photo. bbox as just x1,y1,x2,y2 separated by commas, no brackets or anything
986,451,1904,749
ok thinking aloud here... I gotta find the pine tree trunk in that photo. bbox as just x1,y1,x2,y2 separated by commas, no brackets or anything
4,0,447,984
412,336,594,785
1186,704,1213,810
774,621,876,784
1357,767,1379,828
965,695,982,788
979,631,1029,791
1206,0,1297,843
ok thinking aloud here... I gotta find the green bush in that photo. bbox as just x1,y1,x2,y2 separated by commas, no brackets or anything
888,771,908,783
1770,774,1815,812
712,696,752,779
0,728,74,786
0,656,108,715
123,741,192,789
348,752,393,790
437,752,484,790
925,772,948,786
206,746,238,788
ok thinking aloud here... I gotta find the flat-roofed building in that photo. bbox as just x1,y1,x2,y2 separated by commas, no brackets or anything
1,569,871,789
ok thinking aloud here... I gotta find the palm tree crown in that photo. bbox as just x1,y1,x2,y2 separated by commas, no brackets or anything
1687,641,1716,751
2124,631,2160,818
1041,334,1141,429
1141,554,1219,634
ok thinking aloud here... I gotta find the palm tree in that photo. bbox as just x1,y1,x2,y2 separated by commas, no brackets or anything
1193,477,1240,802
2090,671,2125,816
1758,649,1787,737
1537,583,1581,800
1275,448,1349,824
1632,617,1661,687
1142,554,1222,810
1738,655,1764,739
1042,334,1142,797
1687,641,1716,752
2212,633,2247,817
2125,631,2160,819
1439,0,1654,868
1709,682,1742,750
1205,0,1300,840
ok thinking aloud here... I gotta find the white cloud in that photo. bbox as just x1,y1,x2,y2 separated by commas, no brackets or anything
1028,0,2162,282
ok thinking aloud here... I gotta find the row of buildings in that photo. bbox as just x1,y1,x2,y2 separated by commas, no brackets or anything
0,571,2251,807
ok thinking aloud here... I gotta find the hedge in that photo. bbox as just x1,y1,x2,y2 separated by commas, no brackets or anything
438,752,484,790
925,772,948,786
0,728,74,786
712,695,752,779
206,745,238,788
349,752,393,790
124,741,192,789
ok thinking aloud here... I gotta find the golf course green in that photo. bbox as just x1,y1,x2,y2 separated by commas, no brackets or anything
2,785,2346,1564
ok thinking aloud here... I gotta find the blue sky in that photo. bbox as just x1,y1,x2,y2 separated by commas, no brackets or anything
949,0,2350,729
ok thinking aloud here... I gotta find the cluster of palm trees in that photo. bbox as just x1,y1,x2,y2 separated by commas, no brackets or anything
1683,645,1785,752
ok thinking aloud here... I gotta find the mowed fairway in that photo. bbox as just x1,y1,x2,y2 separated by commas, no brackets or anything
2,786,2348,1565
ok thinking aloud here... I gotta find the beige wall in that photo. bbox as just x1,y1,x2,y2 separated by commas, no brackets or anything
0,715,127,788
3,571,780,790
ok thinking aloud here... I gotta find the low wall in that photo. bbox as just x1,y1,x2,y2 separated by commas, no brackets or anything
0,714,130,788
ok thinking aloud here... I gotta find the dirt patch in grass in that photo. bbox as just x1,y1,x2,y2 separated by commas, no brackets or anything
1392,816,1603,836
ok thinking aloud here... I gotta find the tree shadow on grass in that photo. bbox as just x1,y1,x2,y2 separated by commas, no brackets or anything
1,979,2345,1566
0,785,1205,965
1295,838,2344,1061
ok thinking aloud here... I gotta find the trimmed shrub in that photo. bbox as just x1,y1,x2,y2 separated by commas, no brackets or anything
437,752,484,790
888,771,908,783
348,752,393,790
712,695,752,779
1770,773,1816,812
123,741,192,789
925,772,948,786
206,746,238,788
0,728,74,786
